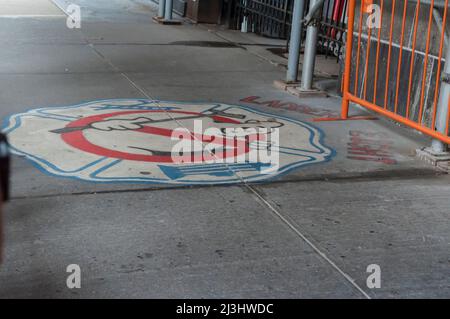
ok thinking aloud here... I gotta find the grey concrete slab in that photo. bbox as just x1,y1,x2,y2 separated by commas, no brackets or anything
82,22,226,45
257,176,450,298
0,72,143,119
0,186,362,298
0,0,64,16
0,44,112,74
53,0,163,23
9,156,163,200
0,17,85,45
92,44,278,74
126,71,284,102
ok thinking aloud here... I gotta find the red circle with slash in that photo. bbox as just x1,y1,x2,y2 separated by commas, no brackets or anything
61,110,257,163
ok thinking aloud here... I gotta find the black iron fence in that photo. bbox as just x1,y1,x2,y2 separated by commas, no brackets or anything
230,0,349,60
318,0,348,60
231,0,294,39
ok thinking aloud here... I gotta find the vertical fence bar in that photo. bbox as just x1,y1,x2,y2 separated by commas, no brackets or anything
341,0,357,118
353,2,365,95
340,0,350,93
362,15,373,100
372,0,384,104
447,96,450,135
394,0,408,113
432,24,450,151
406,1,421,118
418,0,435,124
323,0,332,59
340,1,349,93
282,0,290,39
432,0,448,128
383,0,396,109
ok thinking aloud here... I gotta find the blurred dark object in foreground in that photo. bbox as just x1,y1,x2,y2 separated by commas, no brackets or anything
0,132,8,263
0,133,9,202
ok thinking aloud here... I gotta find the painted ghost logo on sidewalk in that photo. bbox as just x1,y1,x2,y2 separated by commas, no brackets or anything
3,99,334,185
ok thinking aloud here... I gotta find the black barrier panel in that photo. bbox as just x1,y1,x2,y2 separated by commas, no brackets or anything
0,133,10,202
230,0,348,61
231,0,295,39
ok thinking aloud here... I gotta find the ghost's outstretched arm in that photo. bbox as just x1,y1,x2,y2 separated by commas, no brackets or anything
90,117,153,131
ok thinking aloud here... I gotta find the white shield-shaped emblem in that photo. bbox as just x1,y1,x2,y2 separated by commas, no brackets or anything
3,99,334,184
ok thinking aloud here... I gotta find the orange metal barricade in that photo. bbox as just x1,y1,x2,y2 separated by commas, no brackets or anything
341,0,450,144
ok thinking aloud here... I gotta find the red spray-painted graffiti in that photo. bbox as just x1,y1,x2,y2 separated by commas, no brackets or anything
347,130,397,165
240,96,339,118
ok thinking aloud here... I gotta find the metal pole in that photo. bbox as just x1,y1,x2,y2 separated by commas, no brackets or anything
301,0,321,90
158,0,166,18
164,0,173,20
286,0,306,83
431,38,450,152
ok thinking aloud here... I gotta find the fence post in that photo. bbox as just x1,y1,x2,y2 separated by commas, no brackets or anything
341,0,356,119
158,0,166,18
287,0,306,83
431,38,450,153
164,0,173,20
301,0,322,90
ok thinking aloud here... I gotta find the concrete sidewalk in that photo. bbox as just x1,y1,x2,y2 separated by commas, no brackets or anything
0,0,449,298
0,0,64,16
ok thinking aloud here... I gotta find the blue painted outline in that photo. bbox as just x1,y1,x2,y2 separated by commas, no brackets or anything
2,99,336,185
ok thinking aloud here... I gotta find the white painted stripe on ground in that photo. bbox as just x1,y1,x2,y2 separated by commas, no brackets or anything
0,15,64,18
49,0,70,17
